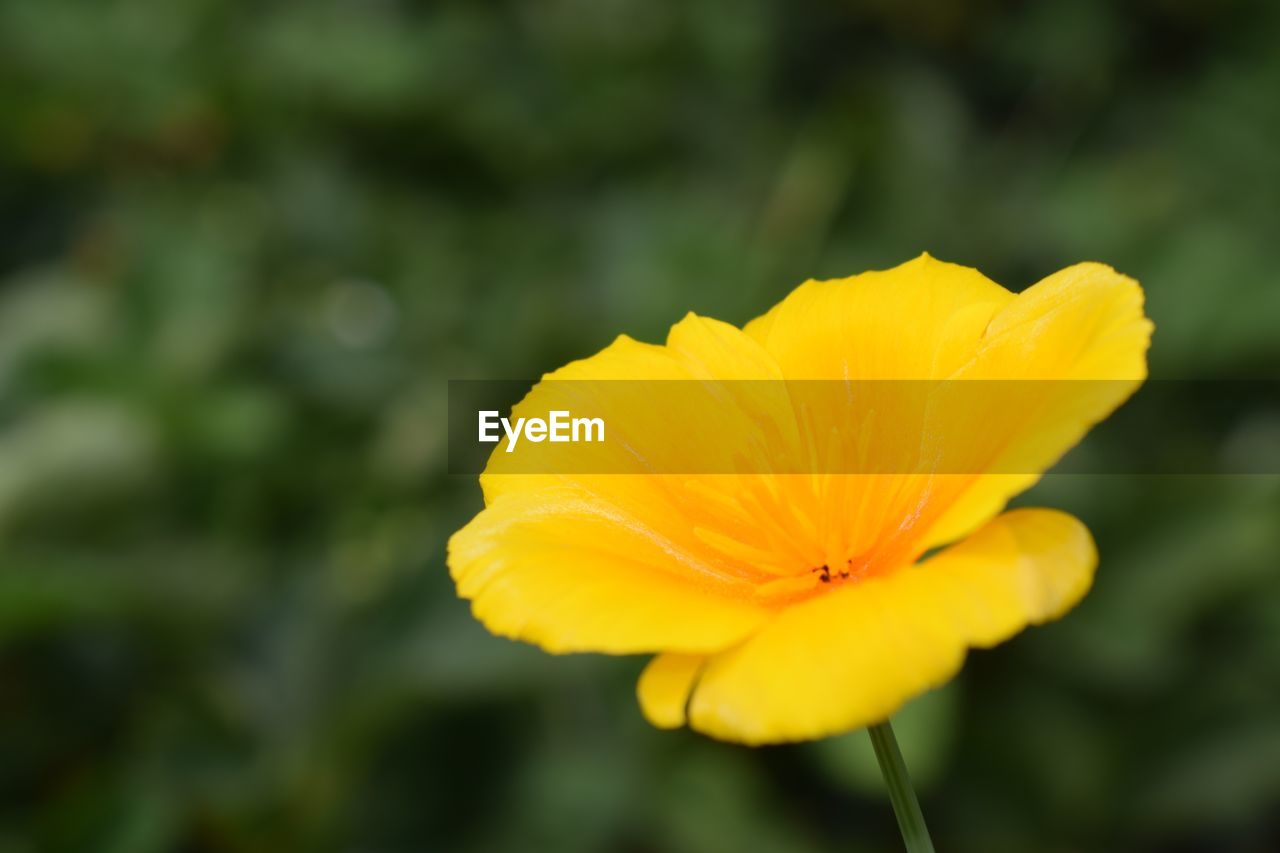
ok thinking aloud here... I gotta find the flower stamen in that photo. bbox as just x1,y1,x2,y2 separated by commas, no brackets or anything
811,563,853,584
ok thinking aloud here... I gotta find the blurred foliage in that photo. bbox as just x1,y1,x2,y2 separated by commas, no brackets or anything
2,0,1279,851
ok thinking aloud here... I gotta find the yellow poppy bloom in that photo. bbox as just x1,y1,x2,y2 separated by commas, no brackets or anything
448,254,1152,744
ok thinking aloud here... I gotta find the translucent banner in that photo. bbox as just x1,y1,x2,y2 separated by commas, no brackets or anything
448,380,1280,475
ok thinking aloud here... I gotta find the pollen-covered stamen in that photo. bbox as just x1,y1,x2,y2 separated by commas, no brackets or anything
809,563,853,584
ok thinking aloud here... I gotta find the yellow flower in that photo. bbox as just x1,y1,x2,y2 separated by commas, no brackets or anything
448,255,1152,744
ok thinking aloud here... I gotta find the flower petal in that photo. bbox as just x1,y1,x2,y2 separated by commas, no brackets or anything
637,653,706,728
956,261,1152,382
683,508,1096,744
480,313,783,504
452,314,791,654
919,262,1153,547
448,484,771,655
744,253,1014,379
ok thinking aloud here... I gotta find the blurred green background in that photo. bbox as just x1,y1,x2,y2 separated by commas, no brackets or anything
2,1,1280,851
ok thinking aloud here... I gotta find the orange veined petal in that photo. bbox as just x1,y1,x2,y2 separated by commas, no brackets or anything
736,256,1152,550
451,314,802,654
649,508,1096,744
915,261,1153,547
447,483,772,654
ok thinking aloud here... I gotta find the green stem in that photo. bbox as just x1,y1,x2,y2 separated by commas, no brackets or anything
868,719,936,853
